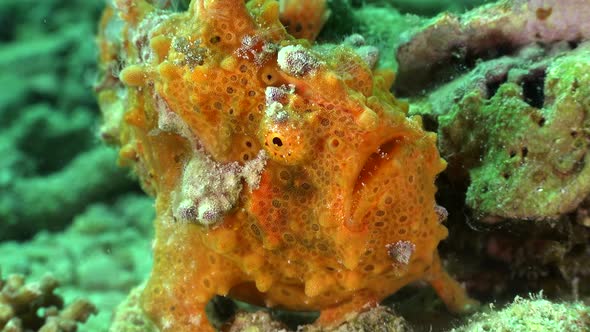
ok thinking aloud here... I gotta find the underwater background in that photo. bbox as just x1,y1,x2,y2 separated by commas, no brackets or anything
1,0,589,331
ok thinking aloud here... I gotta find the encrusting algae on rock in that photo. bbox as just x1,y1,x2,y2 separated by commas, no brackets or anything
95,0,477,330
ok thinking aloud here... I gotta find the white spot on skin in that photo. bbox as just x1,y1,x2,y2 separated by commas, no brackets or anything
189,314,202,326
162,316,173,329
386,241,416,265
172,36,207,68
152,94,199,147
131,11,171,63
243,150,268,190
265,101,288,122
264,85,294,106
264,85,295,123
172,150,268,226
152,94,267,227
277,45,321,77
435,204,449,223
235,35,276,66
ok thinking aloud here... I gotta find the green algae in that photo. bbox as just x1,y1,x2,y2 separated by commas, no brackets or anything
411,43,590,222
453,295,590,332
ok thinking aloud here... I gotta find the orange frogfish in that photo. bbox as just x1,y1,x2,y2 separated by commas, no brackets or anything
96,0,476,331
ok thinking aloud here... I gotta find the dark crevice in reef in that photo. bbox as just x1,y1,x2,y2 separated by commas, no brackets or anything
395,30,522,98
0,12,17,41
317,0,360,42
521,69,547,109
421,114,439,132
485,73,508,99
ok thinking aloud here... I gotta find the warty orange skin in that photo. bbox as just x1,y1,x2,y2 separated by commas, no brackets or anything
96,1,477,331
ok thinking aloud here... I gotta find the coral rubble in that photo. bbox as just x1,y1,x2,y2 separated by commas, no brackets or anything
0,270,96,332
0,195,154,331
452,295,590,332
228,311,289,332
228,306,411,332
111,289,413,332
96,0,476,331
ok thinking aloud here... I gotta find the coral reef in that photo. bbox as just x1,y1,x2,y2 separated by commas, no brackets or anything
405,2,590,222
396,0,590,95
303,306,411,332
0,270,97,332
393,0,590,325
229,306,411,332
0,0,137,241
452,294,590,332
0,0,157,330
357,0,490,16
3,0,590,331
96,0,477,331
111,289,412,332
0,195,154,331
0,146,136,241
481,220,590,296
314,0,425,71
228,311,289,332
433,43,589,222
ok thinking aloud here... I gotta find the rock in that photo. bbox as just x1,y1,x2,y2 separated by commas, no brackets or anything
412,42,590,222
395,0,590,95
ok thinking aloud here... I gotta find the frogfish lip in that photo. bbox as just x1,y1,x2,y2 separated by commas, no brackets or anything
347,137,403,231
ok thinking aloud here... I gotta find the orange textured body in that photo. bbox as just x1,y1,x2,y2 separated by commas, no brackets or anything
278,0,330,40
96,1,476,331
